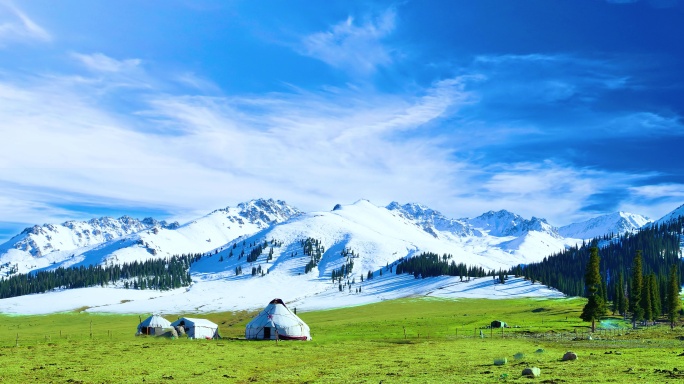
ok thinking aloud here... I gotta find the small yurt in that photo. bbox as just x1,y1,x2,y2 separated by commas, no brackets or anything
245,298,311,340
137,314,173,336
171,317,220,339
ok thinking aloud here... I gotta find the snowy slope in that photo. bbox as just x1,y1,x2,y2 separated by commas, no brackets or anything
0,216,177,257
558,212,652,240
466,210,560,238
655,203,684,226
0,274,564,315
0,199,300,276
0,216,178,275
386,202,478,237
97,198,300,266
3,198,645,315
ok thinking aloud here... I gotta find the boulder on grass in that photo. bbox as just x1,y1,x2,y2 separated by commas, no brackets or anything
562,351,578,361
494,358,507,366
522,367,541,377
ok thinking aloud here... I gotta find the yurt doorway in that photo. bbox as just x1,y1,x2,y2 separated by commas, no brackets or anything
263,327,271,339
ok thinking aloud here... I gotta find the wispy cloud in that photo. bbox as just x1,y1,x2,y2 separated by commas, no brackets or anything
0,1,50,46
447,161,656,223
299,8,396,74
629,183,684,199
72,52,141,73
605,112,684,136
447,53,683,148
1,44,681,233
606,0,683,8
0,67,469,228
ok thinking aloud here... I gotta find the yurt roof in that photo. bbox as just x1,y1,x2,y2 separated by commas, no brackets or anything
139,314,171,328
246,298,309,329
171,317,218,328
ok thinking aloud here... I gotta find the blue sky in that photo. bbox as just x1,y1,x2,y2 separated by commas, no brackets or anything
1,0,683,242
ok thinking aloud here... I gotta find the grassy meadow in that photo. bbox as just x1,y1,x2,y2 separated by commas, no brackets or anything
2,297,684,383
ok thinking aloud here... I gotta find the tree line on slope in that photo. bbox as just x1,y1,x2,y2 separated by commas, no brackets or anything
0,254,200,299
395,252,491,280
581,246,681,331
509,217,684,300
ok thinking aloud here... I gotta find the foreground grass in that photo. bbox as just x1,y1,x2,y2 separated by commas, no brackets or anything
2,297,684,383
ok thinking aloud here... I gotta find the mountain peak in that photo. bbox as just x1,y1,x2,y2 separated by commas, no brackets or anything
655,203,684,226
235,198,301,224
558,211,651,239
468,210,558,237
7,216,163,258
386,201,474,237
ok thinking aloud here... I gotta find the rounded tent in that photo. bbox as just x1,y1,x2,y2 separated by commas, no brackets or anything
171,317,220,339
245,299,311,340
137,314,172,336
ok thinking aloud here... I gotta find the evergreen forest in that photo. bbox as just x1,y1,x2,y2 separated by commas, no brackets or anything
0,254,200,299
510,217,684,308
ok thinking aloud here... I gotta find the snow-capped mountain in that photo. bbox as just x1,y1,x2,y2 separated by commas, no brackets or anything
386,202,479,237
558,212,652,240
1,198,679,315
466,210,560,238
0,199,566,314
0,198,300,276
655,203,684,226
193,199,576,284
0,216,179,258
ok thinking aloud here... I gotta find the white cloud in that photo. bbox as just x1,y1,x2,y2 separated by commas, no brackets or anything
605,112,684,136
629,184,684,199
72,52,141,73
299,8,396,74
0,48,680,234
0,1,50,45
0,70,470,228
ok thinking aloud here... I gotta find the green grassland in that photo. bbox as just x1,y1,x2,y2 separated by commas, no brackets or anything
2,298,684,383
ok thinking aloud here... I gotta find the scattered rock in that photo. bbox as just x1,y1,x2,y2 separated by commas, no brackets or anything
522,367,541,378
562,351,578,361
494,358,507,366
514,352,525,360
535,348,545,353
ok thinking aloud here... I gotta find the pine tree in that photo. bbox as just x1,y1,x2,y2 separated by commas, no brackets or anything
601,277,608,306
618,271,628,317
580,247,605,332
630,251,644,323
668,264,681,329
642,277,652,322
611,279,619,315
649,273,661,319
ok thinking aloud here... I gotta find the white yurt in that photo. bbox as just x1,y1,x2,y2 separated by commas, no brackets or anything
136,314,173,336
245,298,311,340
171,317,220,339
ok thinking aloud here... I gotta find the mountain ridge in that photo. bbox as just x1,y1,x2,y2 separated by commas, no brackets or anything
1,198,683,315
